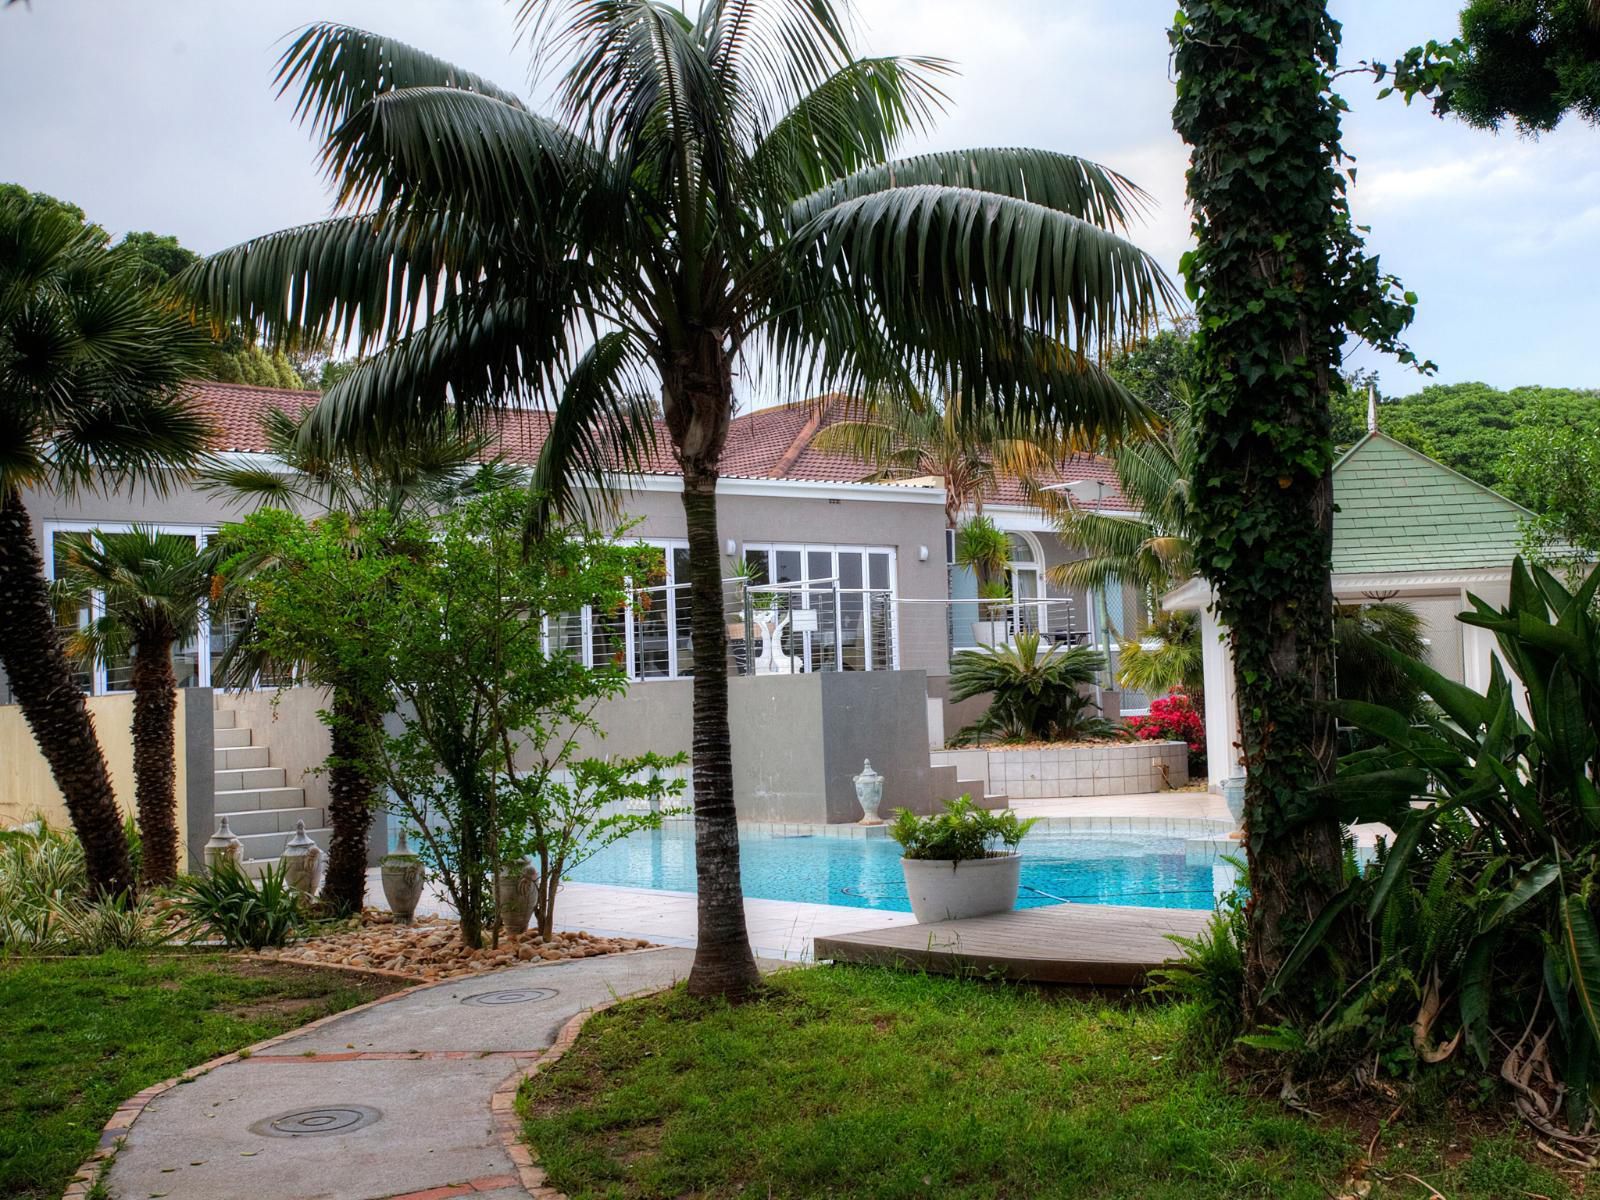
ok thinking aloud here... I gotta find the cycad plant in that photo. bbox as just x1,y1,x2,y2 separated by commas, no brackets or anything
949,632,1115,745
808,389,1063,527
204,406,514,913
186,3,1172,996
0,194,212,898
54,529,216,885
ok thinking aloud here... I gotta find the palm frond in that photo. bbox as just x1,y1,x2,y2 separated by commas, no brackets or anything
791,147,1156,231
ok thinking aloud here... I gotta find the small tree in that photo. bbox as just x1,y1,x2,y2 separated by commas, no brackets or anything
53,529,215,885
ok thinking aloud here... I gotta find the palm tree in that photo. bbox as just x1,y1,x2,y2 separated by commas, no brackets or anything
0,195,212,898
186,4,1173,997
808,390,1062,527
54,530,215,886
203,407,513,913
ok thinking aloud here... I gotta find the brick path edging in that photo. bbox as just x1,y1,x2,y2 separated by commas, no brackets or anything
59,948,677,1200
488,997,637,1200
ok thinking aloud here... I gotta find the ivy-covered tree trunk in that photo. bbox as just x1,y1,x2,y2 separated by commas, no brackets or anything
129,633,180,886
666,337,761,1001
0,485,134,899
1172,0,1358,1022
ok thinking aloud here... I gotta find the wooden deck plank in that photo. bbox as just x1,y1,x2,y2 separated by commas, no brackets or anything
813,903,1211,986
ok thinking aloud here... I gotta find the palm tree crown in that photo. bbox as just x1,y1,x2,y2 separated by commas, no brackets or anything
808,390,1065,527
184,0,1175,998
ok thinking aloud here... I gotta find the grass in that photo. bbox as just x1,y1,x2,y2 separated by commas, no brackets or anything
520,965,1575,1200
0,950,402,1200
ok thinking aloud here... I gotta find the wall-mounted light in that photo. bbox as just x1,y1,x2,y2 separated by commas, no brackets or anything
725,538,737,555
918,545,930,562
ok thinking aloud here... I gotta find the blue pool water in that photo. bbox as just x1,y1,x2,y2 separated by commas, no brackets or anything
567,823,1229,912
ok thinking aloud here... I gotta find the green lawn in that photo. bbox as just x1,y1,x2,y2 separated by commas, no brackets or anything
521,966,1572,1200
0,951,400,1200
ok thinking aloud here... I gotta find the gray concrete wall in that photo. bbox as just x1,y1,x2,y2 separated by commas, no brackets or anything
817,670,945,822
182,689,215,873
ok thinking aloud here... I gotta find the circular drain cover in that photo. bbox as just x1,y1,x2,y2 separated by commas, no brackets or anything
253,1105,381,1138
460,987,558,1007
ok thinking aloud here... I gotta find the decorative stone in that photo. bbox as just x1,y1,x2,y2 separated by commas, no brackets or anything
279,820,323,897
853,759,885,825
204,816,244,874
495,856,538,935
1220,775,1246,828
379,825,425,923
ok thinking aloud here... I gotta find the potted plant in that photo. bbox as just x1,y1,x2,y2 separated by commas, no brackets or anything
890,796,1036,923
955,515,1011,645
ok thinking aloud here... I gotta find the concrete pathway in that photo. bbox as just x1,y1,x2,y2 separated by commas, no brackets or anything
104,947,699,1200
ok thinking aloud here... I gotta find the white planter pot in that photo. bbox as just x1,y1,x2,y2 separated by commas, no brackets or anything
901,853,1022,923
969,619,1009,646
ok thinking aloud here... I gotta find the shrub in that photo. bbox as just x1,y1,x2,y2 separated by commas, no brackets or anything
173,861,303,950
949,632,1119,745
889,796,1036,862
1127,692,1206,775
0,824,163,952
1278,559,1600,1129
1147,855,1247,1053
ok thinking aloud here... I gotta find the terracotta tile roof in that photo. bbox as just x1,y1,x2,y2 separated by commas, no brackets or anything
185,381,1126,508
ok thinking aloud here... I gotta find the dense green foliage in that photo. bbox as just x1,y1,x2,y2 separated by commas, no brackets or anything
948,633,1115,745
1171,0,1426,1017
1286,561,1600,1133
1365,382,1600,500
519,965,1570,1199
1503,413,1600,577
887,795,1035,862
1108,318,1197,425
1332,601,1430,722
222,488,679,946
1380,0,1600,133
0,952,394,1200
172,861,305,950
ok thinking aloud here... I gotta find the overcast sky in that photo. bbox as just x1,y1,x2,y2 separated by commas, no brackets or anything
3,1,1595,399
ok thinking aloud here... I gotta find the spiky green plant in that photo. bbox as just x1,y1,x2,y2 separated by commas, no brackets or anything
949,632,1116,745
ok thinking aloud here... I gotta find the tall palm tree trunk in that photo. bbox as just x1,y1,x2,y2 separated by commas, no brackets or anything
323,687,379,914
681,466,760,999
129,635,180,885
0,485,133,898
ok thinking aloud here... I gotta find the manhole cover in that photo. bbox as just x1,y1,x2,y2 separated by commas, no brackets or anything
252,1105,382,1138
460,987,558,1007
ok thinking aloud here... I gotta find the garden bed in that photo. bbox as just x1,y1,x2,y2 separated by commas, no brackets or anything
519,965,1574,1200
0,950,403,1200
268,910,654,981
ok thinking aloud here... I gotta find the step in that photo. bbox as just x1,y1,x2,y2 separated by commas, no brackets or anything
219,806,327,837
214,745,270,771
214,708,236,729
214,766,286,792
236,826,332,862
213,727,253,749
213,786,308,814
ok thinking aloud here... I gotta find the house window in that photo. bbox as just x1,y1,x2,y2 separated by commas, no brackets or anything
1007,533,1043,634
738,544,897,672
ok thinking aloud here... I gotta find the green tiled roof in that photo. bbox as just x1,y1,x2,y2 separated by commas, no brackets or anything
1331,433,1531,574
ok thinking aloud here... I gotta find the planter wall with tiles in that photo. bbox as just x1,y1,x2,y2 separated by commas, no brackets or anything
989,740,1188,799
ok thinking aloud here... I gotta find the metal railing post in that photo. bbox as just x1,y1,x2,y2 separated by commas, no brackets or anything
832,581,844,672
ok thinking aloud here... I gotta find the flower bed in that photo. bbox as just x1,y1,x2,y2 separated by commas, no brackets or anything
267,911,653,981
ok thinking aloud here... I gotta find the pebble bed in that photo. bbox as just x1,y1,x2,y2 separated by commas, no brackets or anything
266,910,654,981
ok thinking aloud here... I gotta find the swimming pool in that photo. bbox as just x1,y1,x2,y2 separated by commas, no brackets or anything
566,822,1234,912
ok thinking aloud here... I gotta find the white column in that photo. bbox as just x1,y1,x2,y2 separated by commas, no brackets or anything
1201,608,1242,789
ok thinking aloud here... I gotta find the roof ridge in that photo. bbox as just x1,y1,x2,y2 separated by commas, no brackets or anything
770,400,830,478
1338,429,1536,518
189,378,321,398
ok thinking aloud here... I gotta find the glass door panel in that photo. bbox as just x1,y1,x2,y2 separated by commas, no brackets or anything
671,546,693,677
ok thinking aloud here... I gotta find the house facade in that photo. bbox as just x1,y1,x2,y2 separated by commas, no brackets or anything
3,381,1140,858
1166,429,1547,788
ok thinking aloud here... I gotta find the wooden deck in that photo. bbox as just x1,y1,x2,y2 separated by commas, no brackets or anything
813,903,1212,986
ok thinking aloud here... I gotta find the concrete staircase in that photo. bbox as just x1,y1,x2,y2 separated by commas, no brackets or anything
211,707,331,876
929,749,1008,809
